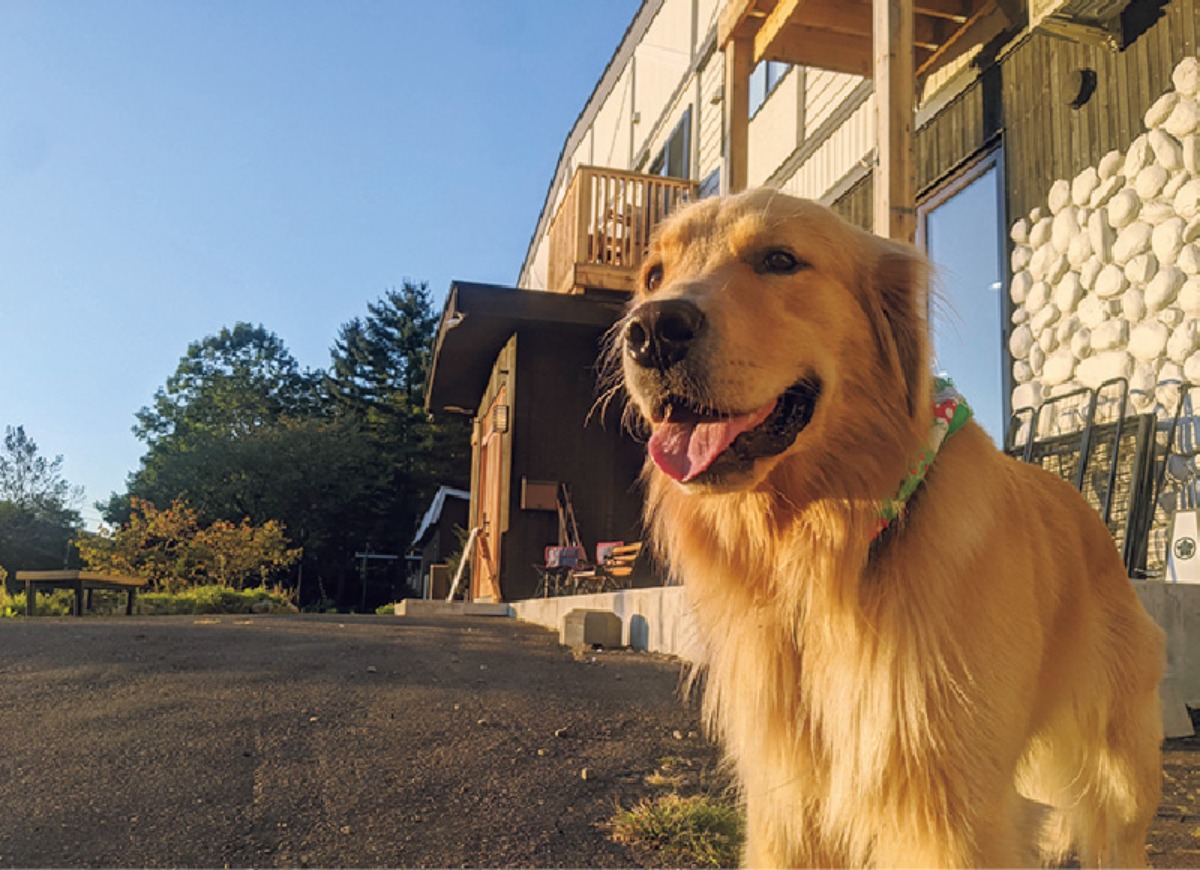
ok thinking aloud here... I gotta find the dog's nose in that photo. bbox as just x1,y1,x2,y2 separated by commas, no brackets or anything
624,299,706,370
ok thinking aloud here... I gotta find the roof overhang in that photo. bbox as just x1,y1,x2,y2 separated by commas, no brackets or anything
718,0,1019,83
425,282,626,416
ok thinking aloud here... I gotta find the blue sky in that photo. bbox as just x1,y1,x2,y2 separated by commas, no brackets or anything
0,0,640,525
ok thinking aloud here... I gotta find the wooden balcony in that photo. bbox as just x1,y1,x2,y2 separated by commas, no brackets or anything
547,167,699,295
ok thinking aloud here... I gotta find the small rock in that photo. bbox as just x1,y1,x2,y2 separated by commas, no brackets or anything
1011,218,1031,244
1011,244,1033,273
1030,344,1045,376
1012,382,1043,410
1134,165,1168,201
1130,321,1170,361
1070,328,1092,359
477,718,488,726
1107,190,1141,229
1026,280,1051,313
1081,256,1104,290
1051,209,1079,254
1147,267,1185,311
1042,349,1076,386
1098,149,1124,180
1180,276,1200,312
1067,232,1093,269
673,729,685,740
1149,129,1184,170
1175,56,1200,97
1037,327,1058,355
1091,319,1129,352
1030,216,1053,249
1179,244,1200,275
1166,98,1200,139
1013,359,1034,383
1077,351,1134,390
1031,303,1061,334
366,665,377,674
1010,323,1034,358
1123,135,1154,178
1071,167,1099,207
537,748,548,756
1122,288,1147,322
554,727,569,738
1184,135,1200,175
1176,179,1200,220
581,767,592,780
1048,179,1072,214
1077,294,1108,328
1053,273,1083,312
1186,351,1200,383
1094,263,1128,298
1010,270,1033,304
1160,307,1184,328
1124,253,1158,286
1146,93,1181,129
1168,321,1200,363
1153,218,1186,266
1112,222,1153,265
1164,170,1190,203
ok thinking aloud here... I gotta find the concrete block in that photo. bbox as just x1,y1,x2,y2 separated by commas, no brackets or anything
394,600,511,618
561,609,622,648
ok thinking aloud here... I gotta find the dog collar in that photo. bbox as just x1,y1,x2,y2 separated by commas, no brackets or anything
873,377,971,540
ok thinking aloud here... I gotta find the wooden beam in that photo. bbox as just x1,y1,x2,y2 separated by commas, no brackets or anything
912,0,973,19
753,0,805,63
719,0,762,46
724,33,753,193
915,0,1010,80
780,2,956,48
763,27,875,75
873,0,916,241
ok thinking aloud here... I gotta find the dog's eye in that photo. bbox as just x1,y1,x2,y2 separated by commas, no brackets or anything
759,249,808,275
644,263,664,292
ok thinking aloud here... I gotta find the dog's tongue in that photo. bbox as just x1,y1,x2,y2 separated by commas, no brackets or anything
648,400,776,482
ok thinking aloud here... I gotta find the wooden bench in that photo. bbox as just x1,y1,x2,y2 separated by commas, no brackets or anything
15,570,148,617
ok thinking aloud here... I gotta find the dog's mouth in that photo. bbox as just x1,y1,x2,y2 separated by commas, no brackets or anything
646,379,821,484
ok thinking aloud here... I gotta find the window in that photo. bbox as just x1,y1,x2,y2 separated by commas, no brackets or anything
919,150,1007,445
649,107,691,179
749,61,790,116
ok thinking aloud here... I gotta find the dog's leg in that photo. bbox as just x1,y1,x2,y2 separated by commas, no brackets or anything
742,795,835,869
1072,688,1161,869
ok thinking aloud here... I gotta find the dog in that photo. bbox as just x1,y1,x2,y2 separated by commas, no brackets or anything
615,188,1165,867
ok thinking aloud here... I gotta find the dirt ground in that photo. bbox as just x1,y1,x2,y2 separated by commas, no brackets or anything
1,612,1198,868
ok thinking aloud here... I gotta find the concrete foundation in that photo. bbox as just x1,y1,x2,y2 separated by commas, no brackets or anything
395,599,512,618
561,609,622,648
511,585,702,660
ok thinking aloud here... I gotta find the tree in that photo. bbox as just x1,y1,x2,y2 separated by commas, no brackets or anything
77,497,300,592
0,426,83,573
326,282,471,541
134,323,322,450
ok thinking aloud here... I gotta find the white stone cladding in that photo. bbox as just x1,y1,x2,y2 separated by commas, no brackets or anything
1009,55,1200,419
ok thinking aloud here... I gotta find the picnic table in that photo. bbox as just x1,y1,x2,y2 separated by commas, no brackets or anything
14,570,148,617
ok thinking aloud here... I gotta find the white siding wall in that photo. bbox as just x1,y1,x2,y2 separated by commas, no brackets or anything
697,52,724,182
747,68,802,188
633,0,694,161
805,70,864,134
779,96,875,200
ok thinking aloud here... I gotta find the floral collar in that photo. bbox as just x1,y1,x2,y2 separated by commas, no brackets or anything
873,377,972,540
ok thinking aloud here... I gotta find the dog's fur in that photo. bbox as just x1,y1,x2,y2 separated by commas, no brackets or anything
616,189,1165,867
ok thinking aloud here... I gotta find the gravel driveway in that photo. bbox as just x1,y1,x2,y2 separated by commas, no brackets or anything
0,614,711,868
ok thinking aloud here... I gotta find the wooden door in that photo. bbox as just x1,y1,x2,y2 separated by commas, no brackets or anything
472,388,506,601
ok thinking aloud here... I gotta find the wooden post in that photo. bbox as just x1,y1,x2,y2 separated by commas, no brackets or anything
873,0,916,241
723,34,752,195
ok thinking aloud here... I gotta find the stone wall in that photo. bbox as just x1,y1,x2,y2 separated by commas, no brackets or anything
1008,55,1200,417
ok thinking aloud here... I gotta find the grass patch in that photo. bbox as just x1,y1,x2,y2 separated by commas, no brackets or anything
610,792,744,868
0,584,296,617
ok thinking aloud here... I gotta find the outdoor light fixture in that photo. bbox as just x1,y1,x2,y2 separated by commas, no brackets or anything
493,403,510,433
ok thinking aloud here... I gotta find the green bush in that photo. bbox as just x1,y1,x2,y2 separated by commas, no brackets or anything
0,584,296,617
137,585,296,615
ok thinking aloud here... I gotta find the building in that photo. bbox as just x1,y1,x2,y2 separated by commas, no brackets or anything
430,0,1200,598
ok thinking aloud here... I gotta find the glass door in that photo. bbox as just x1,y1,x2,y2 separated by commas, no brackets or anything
919,150,1008,444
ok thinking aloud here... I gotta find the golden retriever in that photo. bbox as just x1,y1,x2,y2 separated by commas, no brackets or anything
616,188,1165,867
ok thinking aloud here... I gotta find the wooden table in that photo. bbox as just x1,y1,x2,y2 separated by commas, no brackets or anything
15,570,148,616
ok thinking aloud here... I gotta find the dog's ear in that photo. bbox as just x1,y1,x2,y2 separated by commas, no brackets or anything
860,236,930,420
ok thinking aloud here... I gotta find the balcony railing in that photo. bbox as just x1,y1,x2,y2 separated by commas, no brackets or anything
547,166,699,295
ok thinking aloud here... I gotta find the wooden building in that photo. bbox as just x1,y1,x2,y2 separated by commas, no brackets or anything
425,282,648,602
430,0,1200,595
